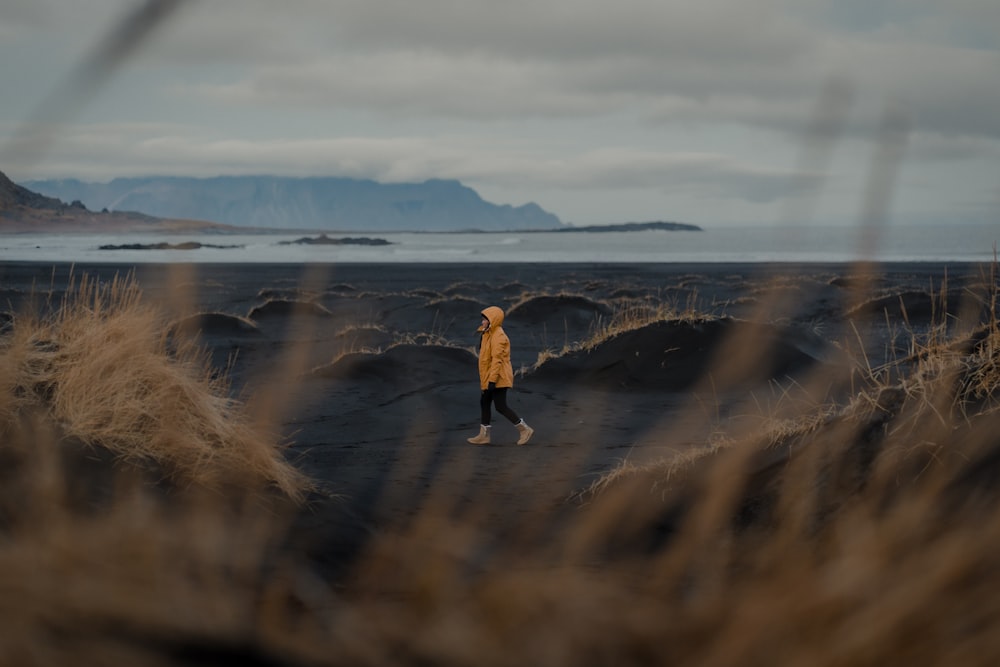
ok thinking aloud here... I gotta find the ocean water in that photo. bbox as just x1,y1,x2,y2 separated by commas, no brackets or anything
0,223,997,264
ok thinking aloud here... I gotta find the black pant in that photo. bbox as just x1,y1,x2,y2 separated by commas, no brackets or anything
480,386,520,426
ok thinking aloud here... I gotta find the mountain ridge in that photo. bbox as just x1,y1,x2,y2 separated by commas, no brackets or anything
4,171,702,235
23,174,563,232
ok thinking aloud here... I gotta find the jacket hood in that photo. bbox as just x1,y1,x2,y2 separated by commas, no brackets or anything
481,306,505,330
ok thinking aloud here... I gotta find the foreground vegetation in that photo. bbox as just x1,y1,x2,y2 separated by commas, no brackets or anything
1,266,999,665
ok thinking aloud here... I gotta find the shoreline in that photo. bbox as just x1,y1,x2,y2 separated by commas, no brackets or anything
3,258,994,270
4,222,998,266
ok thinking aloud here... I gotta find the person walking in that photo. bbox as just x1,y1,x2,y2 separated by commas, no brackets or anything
467,306,534,445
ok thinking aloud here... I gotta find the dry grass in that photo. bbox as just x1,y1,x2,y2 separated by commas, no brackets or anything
535,268,1000,664
0,272,310,501
324,323,391,366
9,7,999,661
2,266,1000,665
582,291,708,347
530,293,714,370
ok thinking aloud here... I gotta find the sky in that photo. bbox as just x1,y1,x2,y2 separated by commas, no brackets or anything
1,0,998,227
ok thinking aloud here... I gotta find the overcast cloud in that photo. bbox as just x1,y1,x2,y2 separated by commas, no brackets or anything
1,0,997,226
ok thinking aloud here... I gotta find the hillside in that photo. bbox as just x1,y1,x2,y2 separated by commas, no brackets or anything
0,170,70,211
23,175,563,232
0,169,239,234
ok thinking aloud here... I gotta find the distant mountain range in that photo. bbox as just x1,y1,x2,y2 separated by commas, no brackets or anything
3,170,700,235
22,175,563,232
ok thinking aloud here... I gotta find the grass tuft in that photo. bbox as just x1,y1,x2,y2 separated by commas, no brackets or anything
1,272,311,501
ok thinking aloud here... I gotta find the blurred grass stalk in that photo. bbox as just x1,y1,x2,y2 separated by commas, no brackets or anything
3,4,1000,664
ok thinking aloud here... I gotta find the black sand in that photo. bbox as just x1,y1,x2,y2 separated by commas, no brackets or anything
2,260,993,547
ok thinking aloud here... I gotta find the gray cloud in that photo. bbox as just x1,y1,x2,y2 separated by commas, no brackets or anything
149,1,1000,146
13,123,816,207
2,0,997,225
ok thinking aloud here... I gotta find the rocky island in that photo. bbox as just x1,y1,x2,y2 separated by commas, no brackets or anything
277,234,391,246
553,221,702,233
98,241,244,251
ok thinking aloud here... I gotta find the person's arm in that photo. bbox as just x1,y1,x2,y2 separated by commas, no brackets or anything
487,334,509,385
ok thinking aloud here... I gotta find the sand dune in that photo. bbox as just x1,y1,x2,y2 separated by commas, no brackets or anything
508,294,612,326
313,343,476,390
248,298,334,319
529,317,824,391
172,311,261,337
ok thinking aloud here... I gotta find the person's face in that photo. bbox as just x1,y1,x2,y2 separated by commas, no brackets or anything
480,316,490,329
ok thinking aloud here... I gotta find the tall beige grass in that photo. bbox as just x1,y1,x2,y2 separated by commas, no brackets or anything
1,271,310,501
531,293,711,370
7,5,1000,662
2,264,999,665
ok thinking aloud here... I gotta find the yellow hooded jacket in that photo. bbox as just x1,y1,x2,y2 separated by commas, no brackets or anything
477,306,515,390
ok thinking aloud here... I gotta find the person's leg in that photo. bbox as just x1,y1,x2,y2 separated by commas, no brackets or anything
468,388,494,444
492,388,521,423
494,388,534,444
480,388,494,426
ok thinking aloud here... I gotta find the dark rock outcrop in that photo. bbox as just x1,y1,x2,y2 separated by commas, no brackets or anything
278,235,391,246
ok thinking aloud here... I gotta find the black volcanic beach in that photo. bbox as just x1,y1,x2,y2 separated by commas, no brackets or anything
3,260,991,537
5,257,1000,666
